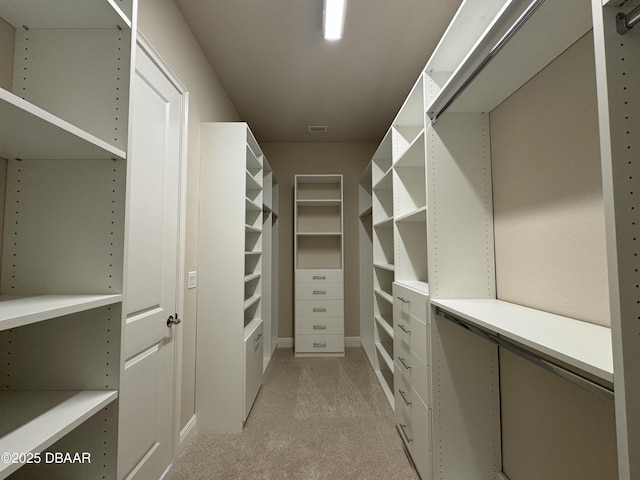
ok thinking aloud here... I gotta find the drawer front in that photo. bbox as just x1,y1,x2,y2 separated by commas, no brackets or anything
394,308,429,366
244,323,264,420
410,397,432,478
295,300,343,318
296,269,343,283
393,282,428,322
394,341,430,407
296,317,344,335
295,334,344,353
296,282,343,300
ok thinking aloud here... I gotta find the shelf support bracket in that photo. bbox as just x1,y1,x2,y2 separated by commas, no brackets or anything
616,4,640,34
434,307,614,401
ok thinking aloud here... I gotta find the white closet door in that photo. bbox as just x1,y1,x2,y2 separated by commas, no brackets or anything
117,44,182,480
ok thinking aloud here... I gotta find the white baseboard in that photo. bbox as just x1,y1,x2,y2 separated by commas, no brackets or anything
277,337,361,348
178,414,197,455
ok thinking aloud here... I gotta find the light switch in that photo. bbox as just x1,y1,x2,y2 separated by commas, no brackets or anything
187,271,197,289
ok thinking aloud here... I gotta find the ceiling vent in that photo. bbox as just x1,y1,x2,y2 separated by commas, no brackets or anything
308,126,328,133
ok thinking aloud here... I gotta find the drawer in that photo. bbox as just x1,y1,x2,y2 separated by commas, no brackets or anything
295,334,344,354
395,340,430,407
393,282,428,323
394,307,429,366
296,269,343,283
296,282,343,300
296,317,344,335
295,300,343,318
244,321,263,420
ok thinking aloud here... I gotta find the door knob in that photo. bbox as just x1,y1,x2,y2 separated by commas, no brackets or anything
167,314,182,327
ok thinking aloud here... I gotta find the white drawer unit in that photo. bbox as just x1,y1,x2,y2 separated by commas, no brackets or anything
296,317,344,335
393,282,428,323
295,282,344,300
395,343,430,408
295,299,344,318
295,334,344,354
394,302,430,366
296,269,343,283
244,320,264,421
294,175,344,356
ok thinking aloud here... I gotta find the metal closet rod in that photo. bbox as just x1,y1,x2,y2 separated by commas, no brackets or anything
431,0,546,125
616,4,640,34
434,307,614,400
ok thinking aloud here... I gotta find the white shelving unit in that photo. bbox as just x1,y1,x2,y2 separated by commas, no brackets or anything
294,175,344,356
359,162,375,366
368,0,640,478
0,1,135,478
262,159,279,371
271,176,280,358
197,122,266,431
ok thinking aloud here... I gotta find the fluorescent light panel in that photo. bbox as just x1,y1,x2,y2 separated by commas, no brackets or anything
324,0,346,40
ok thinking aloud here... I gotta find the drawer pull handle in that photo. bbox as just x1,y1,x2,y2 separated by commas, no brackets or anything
312,308,327,313
399,389,412,406
398,357,412,370
312,275,326,280
399,424,413,443
313,290,327,295
398,324,411,334
313,325,327,330
313,342,327,348
396,296,410,304
254,333,262,343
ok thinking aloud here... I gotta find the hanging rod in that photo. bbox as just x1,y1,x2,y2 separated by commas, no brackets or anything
434,307,614,400
616,4,640,34
431,0,546,125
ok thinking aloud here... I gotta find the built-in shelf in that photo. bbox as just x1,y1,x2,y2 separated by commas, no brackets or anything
0,0,130,29
373,217,394,228
0,89,127,161
296,199,342,207
244,273,261,283
374,288,394,305
243,294,261,311
374,263,395,272
243,316,263,341
375,341,394,373
245,251,262,256
359,206,372,219
246,170,262,191
245,197,262,212
395,207,427,223
0,390,118,479
432,298,613,385
395,281,429,296
296,232,342,236
245,224,262,233
373,167,393,191
0,294,122,332
375,314,394,338
375,369,394,407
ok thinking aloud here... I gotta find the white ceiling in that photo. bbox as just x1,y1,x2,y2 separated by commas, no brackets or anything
173,0,462,143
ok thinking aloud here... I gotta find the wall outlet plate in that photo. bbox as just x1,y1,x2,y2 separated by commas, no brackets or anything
187,271,197,289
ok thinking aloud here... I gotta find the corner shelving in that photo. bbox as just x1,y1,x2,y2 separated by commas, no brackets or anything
359,162,375,367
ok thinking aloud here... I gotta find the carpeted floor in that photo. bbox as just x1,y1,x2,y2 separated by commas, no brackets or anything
165,347,419,480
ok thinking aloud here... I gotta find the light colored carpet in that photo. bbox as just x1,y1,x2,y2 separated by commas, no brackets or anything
165,347,419,480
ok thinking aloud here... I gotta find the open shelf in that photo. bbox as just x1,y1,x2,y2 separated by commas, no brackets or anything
0,294,122,332
395,206,427,224
432,298,613,385
245,197,262,212
246,170,262,191
243,294,261,311
0,390,117,479
243,316,263,341
372,130,393,186
372,166,393,191
0,89,127,161
395,281,429,296
374,263,395,272
375,313,394,338
374,288,394,305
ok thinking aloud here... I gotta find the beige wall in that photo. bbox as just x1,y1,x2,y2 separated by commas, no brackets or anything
490,32,617,479
138,0,241,429
262,143,376,339
491,32,609,327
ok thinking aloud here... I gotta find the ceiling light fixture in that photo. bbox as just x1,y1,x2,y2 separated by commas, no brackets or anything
323,0,346,40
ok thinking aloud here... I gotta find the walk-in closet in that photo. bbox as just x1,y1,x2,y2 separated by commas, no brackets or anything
0,0,638,479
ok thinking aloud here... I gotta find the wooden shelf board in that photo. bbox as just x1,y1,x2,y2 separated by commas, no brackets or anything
375,342,394,373
374,263,395,272
0,0,130,29
372,167,393,191
432,298,613,384
359,206,373,219
245,171,262,190
296,199,342,207
245,197,262,212
0,294,122,332
296,232,342,236
243,294,261,310
395,206,427,223
245,224,262,233
374,288,394,305
394,129,426,168
375,370,394,409
244,251,262,256
375,314,394,338
0,390,117,479
244,273,261,283
0,89,126,161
